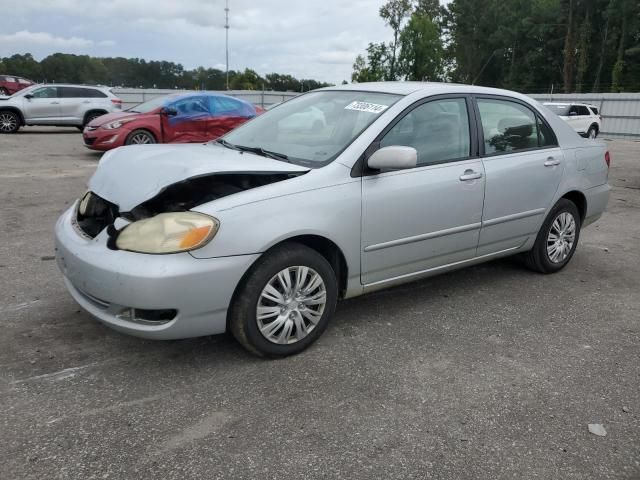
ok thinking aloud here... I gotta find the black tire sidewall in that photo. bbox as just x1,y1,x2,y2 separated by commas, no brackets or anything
587,127,597,139
230,243,338,357
536,199,581,272
0,88,8,95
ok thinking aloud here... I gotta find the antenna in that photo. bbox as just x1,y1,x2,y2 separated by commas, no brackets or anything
225,0,230,90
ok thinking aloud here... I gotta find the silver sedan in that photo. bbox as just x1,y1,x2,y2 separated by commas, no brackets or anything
55,82,611,357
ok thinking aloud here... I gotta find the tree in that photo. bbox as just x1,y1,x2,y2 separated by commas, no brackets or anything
398,12,444,81
379,0,413,79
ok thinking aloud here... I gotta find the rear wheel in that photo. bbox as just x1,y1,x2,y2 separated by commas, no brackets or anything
229,243,338,357
587,126,598,139
0,111,20,133
525,199,581,273
83,111,105,128
0,87,8,96
125,129,156,145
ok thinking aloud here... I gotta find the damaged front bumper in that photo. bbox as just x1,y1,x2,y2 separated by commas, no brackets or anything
55,205,259,340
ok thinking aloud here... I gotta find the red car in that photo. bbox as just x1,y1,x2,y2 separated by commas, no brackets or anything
82,92,261,151
0,75,34,96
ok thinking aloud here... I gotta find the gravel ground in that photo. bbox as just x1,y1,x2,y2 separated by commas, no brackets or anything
0,127,639,479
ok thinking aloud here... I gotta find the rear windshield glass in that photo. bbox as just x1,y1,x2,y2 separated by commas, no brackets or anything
545,104,570,116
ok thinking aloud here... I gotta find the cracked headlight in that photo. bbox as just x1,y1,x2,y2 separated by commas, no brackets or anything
116,212,219,254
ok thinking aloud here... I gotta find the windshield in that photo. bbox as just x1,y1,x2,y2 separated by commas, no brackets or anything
545,104,570,116
127,95,172,113
222,90,402,166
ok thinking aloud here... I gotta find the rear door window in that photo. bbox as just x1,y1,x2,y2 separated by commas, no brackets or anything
477,98,554,154
577,106,590,116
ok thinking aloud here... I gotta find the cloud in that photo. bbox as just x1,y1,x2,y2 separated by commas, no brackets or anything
0,0,392,83
0,30,93,49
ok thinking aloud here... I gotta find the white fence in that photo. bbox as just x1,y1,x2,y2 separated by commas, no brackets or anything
112,88,299,110
529,93,640,140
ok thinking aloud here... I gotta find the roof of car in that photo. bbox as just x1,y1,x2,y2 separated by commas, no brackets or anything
543,102,597,107
320,81,529,97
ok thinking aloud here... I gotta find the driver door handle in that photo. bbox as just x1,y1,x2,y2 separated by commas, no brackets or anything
50,101,60,105
459,169,483,181
544,157,561,167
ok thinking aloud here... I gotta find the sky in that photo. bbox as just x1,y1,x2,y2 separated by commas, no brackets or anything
0,0,395,84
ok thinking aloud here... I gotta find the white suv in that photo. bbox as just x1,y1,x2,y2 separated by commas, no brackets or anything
0,84,122,134
544,102,601,139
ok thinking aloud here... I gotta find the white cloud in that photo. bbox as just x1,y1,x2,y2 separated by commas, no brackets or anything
0,0,392,83
0,30,93,49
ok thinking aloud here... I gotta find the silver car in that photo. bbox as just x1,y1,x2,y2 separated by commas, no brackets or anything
55,82,611,357
0,84,122,133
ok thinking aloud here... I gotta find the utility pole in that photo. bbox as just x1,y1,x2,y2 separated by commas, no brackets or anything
225,0,230,90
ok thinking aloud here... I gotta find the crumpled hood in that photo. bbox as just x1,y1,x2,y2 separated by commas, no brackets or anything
89,144,309,212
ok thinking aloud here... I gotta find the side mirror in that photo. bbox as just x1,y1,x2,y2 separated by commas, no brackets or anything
162,106,178,116
367,146,417,170
24,94,33,100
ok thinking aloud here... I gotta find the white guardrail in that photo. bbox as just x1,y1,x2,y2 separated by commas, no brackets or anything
111,88,640,140
112,88,299,110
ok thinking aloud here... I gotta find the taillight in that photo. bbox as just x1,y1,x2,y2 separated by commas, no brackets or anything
605,151,611,168
111,98,122,109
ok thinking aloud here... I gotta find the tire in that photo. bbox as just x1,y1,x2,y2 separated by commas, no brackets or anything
83,111,105,128
587,126,598,139
524,199,581,274
0,110,20,133
0,87,8,96
125,129,156,145
229,243,338,357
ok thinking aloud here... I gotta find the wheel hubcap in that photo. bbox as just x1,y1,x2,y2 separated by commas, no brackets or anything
0,113,17,132
257,266,327,345
131,133,152,144
547,212,576,263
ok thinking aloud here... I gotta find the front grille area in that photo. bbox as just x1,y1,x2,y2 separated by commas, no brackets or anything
75,192,118,238
83,136,96,145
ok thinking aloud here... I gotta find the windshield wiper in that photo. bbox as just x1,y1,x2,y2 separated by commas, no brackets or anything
235,144,290,162
214,138,242,151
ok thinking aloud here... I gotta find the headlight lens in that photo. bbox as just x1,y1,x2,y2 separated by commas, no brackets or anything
116,212,219,254
104,119,132,130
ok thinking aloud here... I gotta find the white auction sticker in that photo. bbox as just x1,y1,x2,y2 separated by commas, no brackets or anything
344,101,389,114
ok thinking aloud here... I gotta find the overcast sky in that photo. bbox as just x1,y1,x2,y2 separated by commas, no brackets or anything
0,0,396,83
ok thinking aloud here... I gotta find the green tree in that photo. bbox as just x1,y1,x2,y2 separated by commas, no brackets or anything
398,12,443,81
379,0,413,79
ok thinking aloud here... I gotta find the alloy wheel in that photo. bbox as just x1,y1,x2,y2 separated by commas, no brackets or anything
546,211,576,263
129,132,154,144
256,266,327,345
0,112,17,133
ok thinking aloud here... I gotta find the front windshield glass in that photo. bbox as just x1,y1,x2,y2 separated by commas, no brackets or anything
127,95,172,113
222,90,402,166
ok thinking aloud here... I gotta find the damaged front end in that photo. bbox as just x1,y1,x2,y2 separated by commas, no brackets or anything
74,172,305,240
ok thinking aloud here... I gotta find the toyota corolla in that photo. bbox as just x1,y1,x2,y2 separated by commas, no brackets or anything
55,82,610,357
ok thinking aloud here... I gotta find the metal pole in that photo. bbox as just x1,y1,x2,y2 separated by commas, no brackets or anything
225,0,230,91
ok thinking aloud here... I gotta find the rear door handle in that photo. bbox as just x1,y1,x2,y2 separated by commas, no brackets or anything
82,100,91,104
544,157,561,167
459,170,483,181
50,101,60,104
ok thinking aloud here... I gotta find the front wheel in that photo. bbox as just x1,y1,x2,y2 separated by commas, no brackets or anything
524,199,581,273
0,88,8,96
229,243,338,357
125,129,156,145
0,111,20,133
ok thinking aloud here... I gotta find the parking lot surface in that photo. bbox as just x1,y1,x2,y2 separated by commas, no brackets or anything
1,128,639,479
